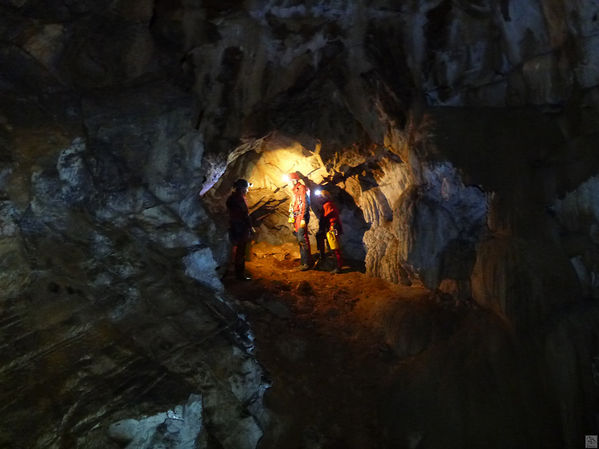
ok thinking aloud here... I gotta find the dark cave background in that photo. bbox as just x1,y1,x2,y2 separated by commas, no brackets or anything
0,0,598,448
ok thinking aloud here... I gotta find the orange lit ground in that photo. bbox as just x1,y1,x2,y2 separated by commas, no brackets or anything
225,242,432,449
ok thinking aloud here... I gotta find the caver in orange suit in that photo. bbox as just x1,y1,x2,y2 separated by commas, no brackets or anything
288,173,312,270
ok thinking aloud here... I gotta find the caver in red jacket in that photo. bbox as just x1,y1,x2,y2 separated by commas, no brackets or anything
288,174,312,269
290,181,311,233
315,190,343,273
322,199,343,235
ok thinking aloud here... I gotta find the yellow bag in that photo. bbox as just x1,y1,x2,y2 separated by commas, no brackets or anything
326,230,339,250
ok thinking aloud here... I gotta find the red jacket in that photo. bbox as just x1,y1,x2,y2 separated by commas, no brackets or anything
322,200,343,234
290,182,310,233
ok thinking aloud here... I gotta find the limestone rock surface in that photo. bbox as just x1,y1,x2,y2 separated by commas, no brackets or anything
1,0,599,448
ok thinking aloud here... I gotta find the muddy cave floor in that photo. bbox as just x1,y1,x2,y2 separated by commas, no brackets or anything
0,240,500,449
225,242,461,449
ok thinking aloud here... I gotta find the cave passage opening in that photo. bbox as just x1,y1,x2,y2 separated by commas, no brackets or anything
201,127,489,301
208,134,496,449
203,133,374,280
195,127,508,448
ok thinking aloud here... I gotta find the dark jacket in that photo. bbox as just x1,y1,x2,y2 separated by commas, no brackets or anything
226,190,251,243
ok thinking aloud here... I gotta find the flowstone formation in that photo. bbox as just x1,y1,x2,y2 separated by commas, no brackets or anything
1,0,599,448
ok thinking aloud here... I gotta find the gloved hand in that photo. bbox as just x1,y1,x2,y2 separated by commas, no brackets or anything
299,219,306,228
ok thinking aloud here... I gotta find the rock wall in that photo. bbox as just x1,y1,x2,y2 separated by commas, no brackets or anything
0,132,268,448
553,175,599,299
1,0,599,448
0,2,268,448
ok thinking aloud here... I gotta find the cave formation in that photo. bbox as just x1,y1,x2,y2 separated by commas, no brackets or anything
1,1,599,448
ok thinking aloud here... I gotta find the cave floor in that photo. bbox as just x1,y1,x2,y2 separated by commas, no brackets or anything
225,243,432,449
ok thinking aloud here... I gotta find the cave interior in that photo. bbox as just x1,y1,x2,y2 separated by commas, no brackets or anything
1,1,599,448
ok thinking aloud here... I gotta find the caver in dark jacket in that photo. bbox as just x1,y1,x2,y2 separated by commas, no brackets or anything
226,179,253,280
